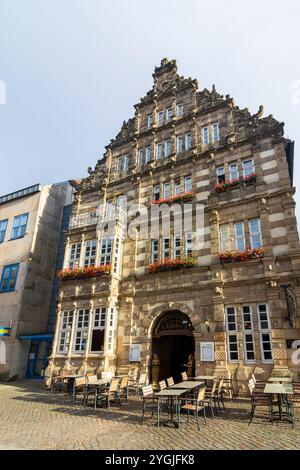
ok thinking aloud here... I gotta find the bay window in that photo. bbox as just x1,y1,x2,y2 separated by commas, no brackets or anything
242,306,255,362
163,238,170,259
57,310,73,353
69,243,81,269
74,309,89,352
151,239,159,263
185,233,192,257
174,235,181,258
84,240,97,267
226,307,239,361
91,307,106,352
257,304,273,363
100,237,113,265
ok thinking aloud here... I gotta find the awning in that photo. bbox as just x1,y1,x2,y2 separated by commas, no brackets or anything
18,334,54,341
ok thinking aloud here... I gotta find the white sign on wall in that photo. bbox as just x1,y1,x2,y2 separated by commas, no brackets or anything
200,342,215,362
129,344,141,362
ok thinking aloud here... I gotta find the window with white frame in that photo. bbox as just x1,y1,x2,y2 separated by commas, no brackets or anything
90,307,106,352
243,158,255,177
174,235,181,258
225,307,239,361
219,224,231,251
113,236,121,275
166,106,173,121
57,310,73,353
74,308,89,352
212,122,220,142
174,178,181,194
165,140,171,158
202,126,209,145
107,307,115,351
145,145,151,163
185,233,192,256
156,143,163,159
242,306,255,362
162,238,170,259
216,166,225,183
100,237,113,265
147,114,152,129
257,304,273,362
157,110,164,125
151,239,159,263
229,162,239,180
116,155,129,173
84,239,97,267
69,243,81,269
176,135,183,153
163,181,171,198
153,184,161,201
184,175,192,192
138,148,145,166
176,102,183,116
185,132,192,150
234,222,246,251
249,218,262,249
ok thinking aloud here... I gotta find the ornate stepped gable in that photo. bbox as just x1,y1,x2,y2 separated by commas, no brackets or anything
74,58,285,195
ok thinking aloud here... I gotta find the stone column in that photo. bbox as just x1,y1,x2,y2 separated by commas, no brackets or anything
62,237,70,269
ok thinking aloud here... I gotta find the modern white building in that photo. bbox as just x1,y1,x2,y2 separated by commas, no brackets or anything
0,182,73,379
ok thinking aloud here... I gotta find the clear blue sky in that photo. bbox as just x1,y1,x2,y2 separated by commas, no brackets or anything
0,0,299,221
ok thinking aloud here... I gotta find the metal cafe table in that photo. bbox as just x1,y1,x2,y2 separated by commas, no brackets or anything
170,381,204,390
87,378,112,409
263,383,294,422
154,389,188,428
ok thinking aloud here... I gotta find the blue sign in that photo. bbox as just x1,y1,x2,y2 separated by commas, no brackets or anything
0,327,11,337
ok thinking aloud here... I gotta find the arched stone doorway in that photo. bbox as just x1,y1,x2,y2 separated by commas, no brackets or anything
151,310,195,383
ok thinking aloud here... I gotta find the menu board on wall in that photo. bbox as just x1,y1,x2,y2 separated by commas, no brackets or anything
200,342,215,362
129,344,141,362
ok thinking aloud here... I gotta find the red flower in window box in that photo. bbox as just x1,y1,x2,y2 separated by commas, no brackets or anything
214,174,256,193
58,265,111,281
148,257,195,273
219,247,264,263
151,191,195,205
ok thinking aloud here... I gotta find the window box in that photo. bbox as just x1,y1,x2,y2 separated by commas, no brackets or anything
243,173,257,185
150,191,195,205
214,174,256,193
59,265,111,281
149,257,195,274
219,247,264,264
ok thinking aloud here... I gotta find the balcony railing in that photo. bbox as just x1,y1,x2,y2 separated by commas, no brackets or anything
69,208,126,230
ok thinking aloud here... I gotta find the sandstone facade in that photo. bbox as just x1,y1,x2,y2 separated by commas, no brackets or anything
49,59,300,390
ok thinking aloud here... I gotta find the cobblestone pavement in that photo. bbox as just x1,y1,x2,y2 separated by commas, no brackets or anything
0,381,299,450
